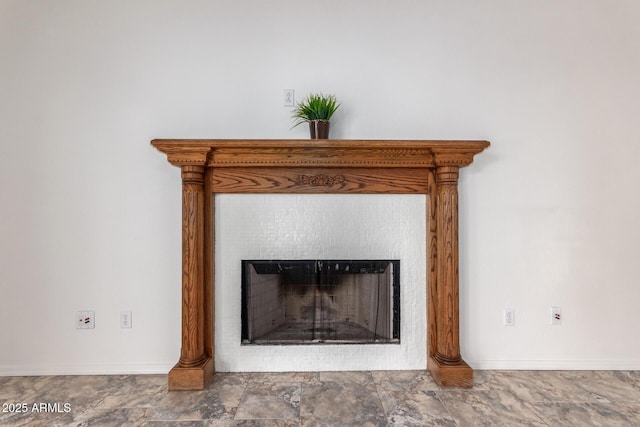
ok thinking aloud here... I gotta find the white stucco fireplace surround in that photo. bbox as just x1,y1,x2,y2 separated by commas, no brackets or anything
152,139,489,390
218,194,424,370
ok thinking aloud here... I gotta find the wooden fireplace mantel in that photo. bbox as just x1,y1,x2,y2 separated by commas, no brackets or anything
151,139,489,390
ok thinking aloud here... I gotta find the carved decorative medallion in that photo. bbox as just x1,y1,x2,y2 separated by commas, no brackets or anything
297,174,346,187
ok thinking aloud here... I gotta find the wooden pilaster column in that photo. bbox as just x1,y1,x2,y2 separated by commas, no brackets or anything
168,164,214,390
435,166,462,364
178,165,207,367
428,164,473,387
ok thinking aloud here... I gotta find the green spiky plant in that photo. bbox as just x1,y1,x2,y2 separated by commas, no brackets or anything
291,93,341,128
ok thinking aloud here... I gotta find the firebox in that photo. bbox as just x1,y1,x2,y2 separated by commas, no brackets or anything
241,260,400,344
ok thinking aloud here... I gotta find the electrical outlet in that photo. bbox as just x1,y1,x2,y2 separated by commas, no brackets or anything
76,310,95,329
120,310,132,329
283,89,295,107
551,306,561,325
503,309,515,326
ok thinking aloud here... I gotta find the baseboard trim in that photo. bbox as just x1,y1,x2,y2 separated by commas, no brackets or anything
2,359,640,376
469,359,640,370
0,363,174,377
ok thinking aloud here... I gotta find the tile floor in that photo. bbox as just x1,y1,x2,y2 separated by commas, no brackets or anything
1,370,640,426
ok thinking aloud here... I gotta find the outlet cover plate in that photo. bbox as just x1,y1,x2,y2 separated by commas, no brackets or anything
77,310,95,329
120,310,132,329
283,89,295,107
503,309,515,326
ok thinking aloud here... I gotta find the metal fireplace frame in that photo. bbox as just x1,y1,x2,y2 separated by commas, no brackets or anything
241,259,401,345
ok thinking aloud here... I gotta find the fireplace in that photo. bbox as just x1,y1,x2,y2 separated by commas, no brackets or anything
242,260,400,344
151,138,489,390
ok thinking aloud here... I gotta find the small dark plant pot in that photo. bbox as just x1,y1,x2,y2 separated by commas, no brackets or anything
309,120,330,139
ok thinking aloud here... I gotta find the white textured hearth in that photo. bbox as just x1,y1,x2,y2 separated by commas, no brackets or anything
215,194,426,372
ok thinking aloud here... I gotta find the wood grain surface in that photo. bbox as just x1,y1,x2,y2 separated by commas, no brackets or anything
152,139,489,390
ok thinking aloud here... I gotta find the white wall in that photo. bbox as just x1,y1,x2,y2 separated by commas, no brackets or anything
1,0,639,375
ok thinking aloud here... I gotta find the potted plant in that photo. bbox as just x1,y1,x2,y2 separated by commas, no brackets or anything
291,93,341,139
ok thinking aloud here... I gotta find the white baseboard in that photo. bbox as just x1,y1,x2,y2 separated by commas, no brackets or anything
2,360,640,377
469,359,640,371
0,363,173,377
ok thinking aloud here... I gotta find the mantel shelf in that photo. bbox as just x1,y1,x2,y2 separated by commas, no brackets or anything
151,138,489,390
152,139,490,168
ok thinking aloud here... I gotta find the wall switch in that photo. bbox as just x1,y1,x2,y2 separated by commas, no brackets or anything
503,309,515,326
76,310,95,329
551,306,561,325
120,310,132,329
283,89,295,107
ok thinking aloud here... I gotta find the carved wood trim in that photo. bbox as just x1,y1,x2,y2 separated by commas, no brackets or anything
210,167,430,194
151,139,489,390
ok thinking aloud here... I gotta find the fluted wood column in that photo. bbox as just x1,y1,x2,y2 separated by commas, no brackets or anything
168,164,214,390
178,165,207,367
435,166,462,364
428,165,472,387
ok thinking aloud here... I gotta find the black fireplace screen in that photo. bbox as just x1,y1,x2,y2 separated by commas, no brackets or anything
241,260,400,344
